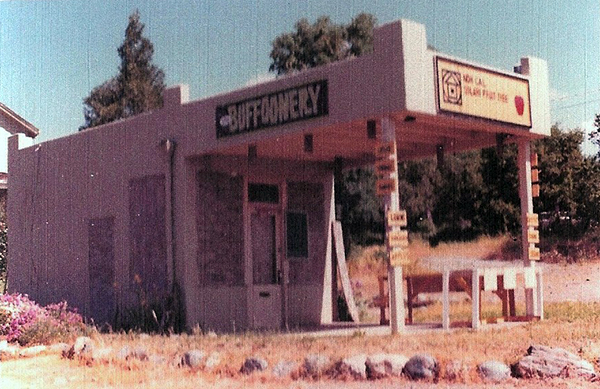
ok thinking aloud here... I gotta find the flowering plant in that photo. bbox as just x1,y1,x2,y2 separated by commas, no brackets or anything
0,294,86,344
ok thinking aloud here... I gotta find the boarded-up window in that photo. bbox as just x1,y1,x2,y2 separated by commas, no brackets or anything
129,175,167,298
197,171,244,286
88,217,115,325
287,182,325,284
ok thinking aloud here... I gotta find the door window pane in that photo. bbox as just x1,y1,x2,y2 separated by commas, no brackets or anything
287,212,308,258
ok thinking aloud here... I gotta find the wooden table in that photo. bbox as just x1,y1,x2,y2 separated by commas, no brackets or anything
377,267,543,329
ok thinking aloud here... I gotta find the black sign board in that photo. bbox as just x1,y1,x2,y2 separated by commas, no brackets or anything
216,80,328,138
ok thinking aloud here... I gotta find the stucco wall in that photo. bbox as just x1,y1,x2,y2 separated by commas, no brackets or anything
7,18,549,331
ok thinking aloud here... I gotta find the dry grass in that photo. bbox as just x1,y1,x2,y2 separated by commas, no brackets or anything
346,236,517,322
3,237,600,388
5,301,597,388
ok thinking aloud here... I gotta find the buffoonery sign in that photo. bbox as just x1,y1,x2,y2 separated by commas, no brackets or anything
436,57,531,127
215,80,328,138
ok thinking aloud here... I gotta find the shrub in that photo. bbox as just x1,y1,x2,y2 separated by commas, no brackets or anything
0,294,88,345
0,293,44,342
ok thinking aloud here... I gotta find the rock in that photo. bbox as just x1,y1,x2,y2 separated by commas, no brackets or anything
272,360,297,378
180,350,206,368
303,354,330,378
240,357,268,374
49,343,70,354
63,336,94,360
116,346,131,361
333,354,367,380
91,347,114,361
117,346,148,361
149,355,167,365
444,359,469,381
206,331,218,338
366,353,408,379
0,341,19,359
73,336,94,355
204,352,221,371
512,344,596,380
129,346,149,361
404,353,439,380
19,345,47,358
478,360,511,382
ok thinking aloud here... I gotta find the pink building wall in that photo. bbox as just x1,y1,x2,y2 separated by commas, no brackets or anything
7,19,550,331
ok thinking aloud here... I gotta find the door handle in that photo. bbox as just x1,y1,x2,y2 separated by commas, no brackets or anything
277,270,283,284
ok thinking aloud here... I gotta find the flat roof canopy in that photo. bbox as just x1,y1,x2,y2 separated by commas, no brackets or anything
201,19,550,167
216,110,541,167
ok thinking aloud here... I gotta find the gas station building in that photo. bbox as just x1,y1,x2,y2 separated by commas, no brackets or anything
7,19,550,332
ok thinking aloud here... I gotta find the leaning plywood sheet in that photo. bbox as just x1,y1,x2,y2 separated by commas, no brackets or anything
332,221,360,323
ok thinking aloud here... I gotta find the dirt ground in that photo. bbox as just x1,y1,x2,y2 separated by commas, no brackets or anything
1,261,599,388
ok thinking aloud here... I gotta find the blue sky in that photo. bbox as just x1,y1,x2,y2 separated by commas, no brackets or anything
0,0,598,146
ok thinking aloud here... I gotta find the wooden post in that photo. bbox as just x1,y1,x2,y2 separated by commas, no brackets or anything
536,269,544,320
442,269,450,330
380,117,405,334
517,138,538,317
471,269,480,329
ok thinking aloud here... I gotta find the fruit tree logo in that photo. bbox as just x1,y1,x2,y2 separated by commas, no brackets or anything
442,69,462,106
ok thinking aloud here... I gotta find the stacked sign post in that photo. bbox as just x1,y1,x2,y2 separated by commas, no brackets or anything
518,139,539,317
526,213,541,261
377,117,405,334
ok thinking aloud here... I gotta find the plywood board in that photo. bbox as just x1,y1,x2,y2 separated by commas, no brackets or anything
531,169,539,182
528,246,541,261
387,210,408,227
483,269,498,291
527,213,539,227
376,178,397,196
375,158,397,177
389,248,409,267
375,141,396,160
387,229,409,248
503,268,517,290
527,229,540,244
530,153,538,167
524,268,536,288
332,221,360,323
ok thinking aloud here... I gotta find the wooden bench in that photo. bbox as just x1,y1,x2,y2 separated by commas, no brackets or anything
375,267,543,329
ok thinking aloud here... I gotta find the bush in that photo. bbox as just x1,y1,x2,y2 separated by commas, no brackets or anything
0,294,88,345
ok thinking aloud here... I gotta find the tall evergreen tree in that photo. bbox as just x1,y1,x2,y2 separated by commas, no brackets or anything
81,10,165,130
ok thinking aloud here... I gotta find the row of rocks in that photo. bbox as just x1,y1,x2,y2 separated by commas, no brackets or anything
238,344,597,382
2,338,597,383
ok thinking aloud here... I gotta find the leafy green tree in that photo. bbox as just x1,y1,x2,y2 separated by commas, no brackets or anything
397,158,439,238
479,144,520,235
81,10,165,130
588,113,600,155
535,126,584,218
335,168,383,245
271,13,379,246
432,151,485,242
269,13,376,75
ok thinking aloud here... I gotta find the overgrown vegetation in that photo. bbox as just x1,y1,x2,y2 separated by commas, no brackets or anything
0,294,88,345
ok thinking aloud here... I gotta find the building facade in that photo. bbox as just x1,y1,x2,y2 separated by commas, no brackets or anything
8,19,550,332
